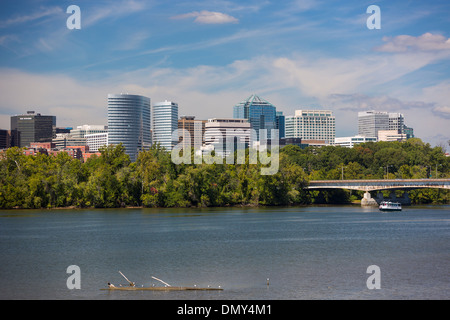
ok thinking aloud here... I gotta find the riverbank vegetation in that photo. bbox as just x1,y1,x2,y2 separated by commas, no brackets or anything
0,138,448,209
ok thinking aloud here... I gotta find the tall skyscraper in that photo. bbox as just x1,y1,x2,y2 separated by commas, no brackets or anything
358,111,414,139
276,111,285,139
285,109,335,144
152,100,178,151
107,94,151,162
178,116,207,150
358,111,389,138
0,129,9,149
233,94,277,140
11,111,56,148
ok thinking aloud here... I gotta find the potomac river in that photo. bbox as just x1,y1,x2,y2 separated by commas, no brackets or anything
0,205,448,300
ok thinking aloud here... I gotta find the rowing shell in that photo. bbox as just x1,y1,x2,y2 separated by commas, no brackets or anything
101,286,223,291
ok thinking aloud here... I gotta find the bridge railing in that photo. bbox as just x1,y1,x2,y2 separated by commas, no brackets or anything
308,179,449,184
307,178,450,191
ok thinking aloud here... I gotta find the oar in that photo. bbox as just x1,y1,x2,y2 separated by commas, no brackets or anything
151,276,171,287
119,271,135,287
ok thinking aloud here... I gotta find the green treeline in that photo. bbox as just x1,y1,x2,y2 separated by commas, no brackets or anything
0,138,448,209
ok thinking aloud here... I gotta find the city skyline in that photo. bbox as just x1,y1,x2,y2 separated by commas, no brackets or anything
0,0,449,147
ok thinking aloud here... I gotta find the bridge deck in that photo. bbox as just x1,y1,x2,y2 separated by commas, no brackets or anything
307,179,450,192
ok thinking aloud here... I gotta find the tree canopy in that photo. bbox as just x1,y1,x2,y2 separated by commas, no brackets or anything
0,139,448,209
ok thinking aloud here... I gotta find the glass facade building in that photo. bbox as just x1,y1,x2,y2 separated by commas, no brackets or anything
276,111,285,139
358,111,414,139
152,100,178,152
358,111,389,138
233,95,277,140
107,94,151,162
0,129,9,149
10,111,56,148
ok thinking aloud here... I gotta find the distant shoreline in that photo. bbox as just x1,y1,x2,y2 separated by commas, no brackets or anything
3,202,449,211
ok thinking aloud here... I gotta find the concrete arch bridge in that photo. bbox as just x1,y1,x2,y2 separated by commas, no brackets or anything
306,179,450,206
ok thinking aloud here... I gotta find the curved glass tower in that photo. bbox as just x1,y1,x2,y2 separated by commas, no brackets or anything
152,100,178,151
107,94,151,162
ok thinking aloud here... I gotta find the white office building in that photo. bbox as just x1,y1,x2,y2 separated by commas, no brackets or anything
335,135,377,148
358,111,413,140
285,109,335,145
70,124,108,138
52,133,86,149
152,100,178,151
85,132,108,152
204,118,252,157
378,130,408,142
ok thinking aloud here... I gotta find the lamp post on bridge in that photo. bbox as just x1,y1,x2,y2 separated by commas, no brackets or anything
436,164,442,179
384,165,391,179
341,165,346,180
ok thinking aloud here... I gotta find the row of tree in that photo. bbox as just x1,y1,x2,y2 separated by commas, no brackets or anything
0,138,448,209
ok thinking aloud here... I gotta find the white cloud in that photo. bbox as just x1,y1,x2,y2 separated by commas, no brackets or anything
375,33,450,53
171,10,238,24
0,69,108,127
289,0,320,12
0,34,19,47
0,6,63,28
432,106,450,119
1,31,449,146
114,31,151,51
326,93,436,112
82,0,148,27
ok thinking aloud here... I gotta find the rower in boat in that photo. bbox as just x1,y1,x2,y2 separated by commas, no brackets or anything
108,282,115,288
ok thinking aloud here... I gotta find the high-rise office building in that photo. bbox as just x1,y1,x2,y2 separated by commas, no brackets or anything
52,125,108,150
152,100,178,152
10,111,56,148
358,111,414,139
276,111,285,139
233,94,277,140
0,129,9,149
85,132,108,152
70,124,108,138
358,111,388,138
107,94,151,162
178,116,207,150
204,118,252,158
52,134,86,149
285,109,335,144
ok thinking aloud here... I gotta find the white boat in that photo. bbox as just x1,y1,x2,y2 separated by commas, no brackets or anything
379,201,402,211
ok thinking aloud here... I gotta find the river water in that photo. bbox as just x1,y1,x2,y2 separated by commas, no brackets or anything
0,205,448,300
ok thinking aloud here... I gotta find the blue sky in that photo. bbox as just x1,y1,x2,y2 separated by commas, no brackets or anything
0,0,449,146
